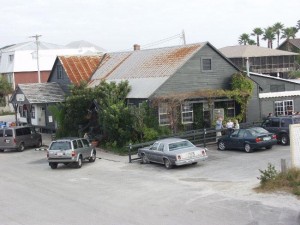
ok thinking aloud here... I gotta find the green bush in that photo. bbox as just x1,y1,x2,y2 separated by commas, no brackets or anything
258,163,278,185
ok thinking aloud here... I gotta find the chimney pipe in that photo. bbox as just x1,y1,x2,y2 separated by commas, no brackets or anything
133,44,140,51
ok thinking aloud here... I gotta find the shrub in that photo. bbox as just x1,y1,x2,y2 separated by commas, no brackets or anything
258,163,278,185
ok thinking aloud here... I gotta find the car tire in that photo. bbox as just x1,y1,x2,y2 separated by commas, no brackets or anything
141,154,149,164
36,139,42,148
0,149,4,152
244,143,253,153
89,151,96,162
76,156,83,168
266,145,273,149
164,158,173,169
18,143,25,152
50,163,58,169
218,141,226,151
280,134,289,145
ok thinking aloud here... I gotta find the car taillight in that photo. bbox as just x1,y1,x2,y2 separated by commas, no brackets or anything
177,155,181,160
256,137,262,143
13,138,16,144
72,151,76,157
202,150,206,156
272,134,277,139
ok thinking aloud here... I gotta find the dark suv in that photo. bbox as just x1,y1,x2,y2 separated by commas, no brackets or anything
261,116,300,145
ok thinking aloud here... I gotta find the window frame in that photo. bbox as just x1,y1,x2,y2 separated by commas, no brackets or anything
201,57,212,71
181,102,193,124
158,103,170,126
57,65,63,79
274,100,293,116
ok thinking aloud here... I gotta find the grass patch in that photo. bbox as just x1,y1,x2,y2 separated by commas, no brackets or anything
0,110,14,116
255,164,300,196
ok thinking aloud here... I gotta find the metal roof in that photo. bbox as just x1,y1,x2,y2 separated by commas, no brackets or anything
249,72,300,85
219,45,297,58
65,40,106,53
17,83,65,103
259,90,300,99
58,55,102,85
89,43,205,97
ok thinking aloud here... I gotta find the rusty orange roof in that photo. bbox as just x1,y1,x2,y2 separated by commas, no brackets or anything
58,55,102,85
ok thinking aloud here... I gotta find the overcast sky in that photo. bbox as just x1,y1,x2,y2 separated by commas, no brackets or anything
1,0,299,52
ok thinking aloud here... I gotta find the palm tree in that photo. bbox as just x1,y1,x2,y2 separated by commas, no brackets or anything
248,39,256,45
262,27,276,48
272,22,284,47
251,28,263,46
281,27,299,51
238,33,250,45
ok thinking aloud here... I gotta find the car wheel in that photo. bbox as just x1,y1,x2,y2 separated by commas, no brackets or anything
76,156,83,168
280,134,289,145
50,163,58,169
0,149,4,152
164,158,173,169
266,145,273,149
89,151,96,162
36,139,42,148
18,143,25,152
244,143,253,153
141,154,149,164
218,141,226,151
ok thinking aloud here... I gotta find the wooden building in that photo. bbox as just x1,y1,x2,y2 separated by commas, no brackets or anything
219,45,298,78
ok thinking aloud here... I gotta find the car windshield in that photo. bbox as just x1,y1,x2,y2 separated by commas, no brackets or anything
49,141,71,150
248,127,268,136
168,140,194,151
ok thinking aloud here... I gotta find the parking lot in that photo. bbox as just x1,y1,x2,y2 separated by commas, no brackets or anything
0,138,299,225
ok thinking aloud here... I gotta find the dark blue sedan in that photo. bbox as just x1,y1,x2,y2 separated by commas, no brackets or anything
217,127,277,153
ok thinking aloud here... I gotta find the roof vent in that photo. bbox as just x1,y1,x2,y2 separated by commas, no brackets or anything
133,44,140,51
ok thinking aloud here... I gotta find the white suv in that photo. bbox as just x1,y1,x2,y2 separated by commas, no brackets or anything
47,138,96,169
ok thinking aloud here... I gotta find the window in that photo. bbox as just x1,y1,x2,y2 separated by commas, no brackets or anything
181,103,193,124
159,104,170,125
270,118,280,127
275,100,293,116
4,129,13,137
202,58,212,71
72,140,78,149
150,142,159,150
226,101,235,118
57,65,63,79
31,106,35,119
77,140,83,148
281,118,292,127
9,54,14,62
19,105,27,118
82,139,89,147
158,143,164,152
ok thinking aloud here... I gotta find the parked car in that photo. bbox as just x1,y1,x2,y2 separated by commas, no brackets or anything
138,138,208,169
217,127,277,153
0,126,42,152
261,115,300,145
47,137,96,169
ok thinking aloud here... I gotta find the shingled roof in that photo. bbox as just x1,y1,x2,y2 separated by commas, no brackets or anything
219,45,297,58
278,38,300,50
58,55,102,85
15,83,65,104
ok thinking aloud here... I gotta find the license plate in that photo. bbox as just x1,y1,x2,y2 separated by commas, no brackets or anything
5,139,10,143
57,152,63,156
188,152,195,157
263,136,271,141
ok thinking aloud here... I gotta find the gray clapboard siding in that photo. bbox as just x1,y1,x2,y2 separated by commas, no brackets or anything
154,45,238,97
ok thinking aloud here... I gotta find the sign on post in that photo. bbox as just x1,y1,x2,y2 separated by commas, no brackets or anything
289,124,300,168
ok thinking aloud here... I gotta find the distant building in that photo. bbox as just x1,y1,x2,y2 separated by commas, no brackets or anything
277,38,300,53
219,45,298,78
0,40,105,89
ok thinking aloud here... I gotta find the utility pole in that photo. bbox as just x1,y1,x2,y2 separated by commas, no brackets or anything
29,34,42,83
182,30,186,45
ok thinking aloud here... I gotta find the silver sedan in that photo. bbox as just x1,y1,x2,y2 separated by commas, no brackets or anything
138,138,208,169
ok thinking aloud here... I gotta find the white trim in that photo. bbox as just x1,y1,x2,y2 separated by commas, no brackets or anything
259,90,300,99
